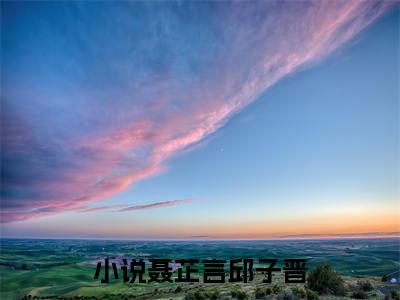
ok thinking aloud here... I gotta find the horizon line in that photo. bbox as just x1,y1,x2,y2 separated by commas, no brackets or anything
1,234,399,242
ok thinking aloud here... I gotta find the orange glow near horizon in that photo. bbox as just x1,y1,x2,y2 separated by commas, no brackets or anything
4,206,398,240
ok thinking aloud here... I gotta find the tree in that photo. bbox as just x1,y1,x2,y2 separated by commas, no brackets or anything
307,264,345,296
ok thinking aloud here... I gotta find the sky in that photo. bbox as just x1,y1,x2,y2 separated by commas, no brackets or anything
1,1,399,239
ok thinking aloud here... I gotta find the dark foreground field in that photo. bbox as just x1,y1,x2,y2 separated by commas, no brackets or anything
0,238,399,299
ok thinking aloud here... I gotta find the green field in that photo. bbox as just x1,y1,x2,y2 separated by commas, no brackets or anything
0,238,399,299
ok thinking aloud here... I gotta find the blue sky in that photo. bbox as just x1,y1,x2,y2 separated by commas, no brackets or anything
1,1,398,239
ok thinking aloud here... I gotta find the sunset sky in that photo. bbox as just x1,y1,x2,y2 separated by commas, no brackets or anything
1,1,399,239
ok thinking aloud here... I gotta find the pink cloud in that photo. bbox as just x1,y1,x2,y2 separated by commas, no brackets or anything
1,1,395,222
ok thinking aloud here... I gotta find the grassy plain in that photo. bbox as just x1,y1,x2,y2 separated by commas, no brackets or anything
0,238,399,299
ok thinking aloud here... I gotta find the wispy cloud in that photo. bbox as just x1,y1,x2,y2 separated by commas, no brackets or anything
1,1,395,222
77,205,123,213
118,199,193,212
76,199,192,213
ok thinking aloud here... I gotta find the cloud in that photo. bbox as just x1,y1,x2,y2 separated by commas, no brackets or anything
1,1,396,222
77,205,122,213
76,199,191,213
118,199,193,212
